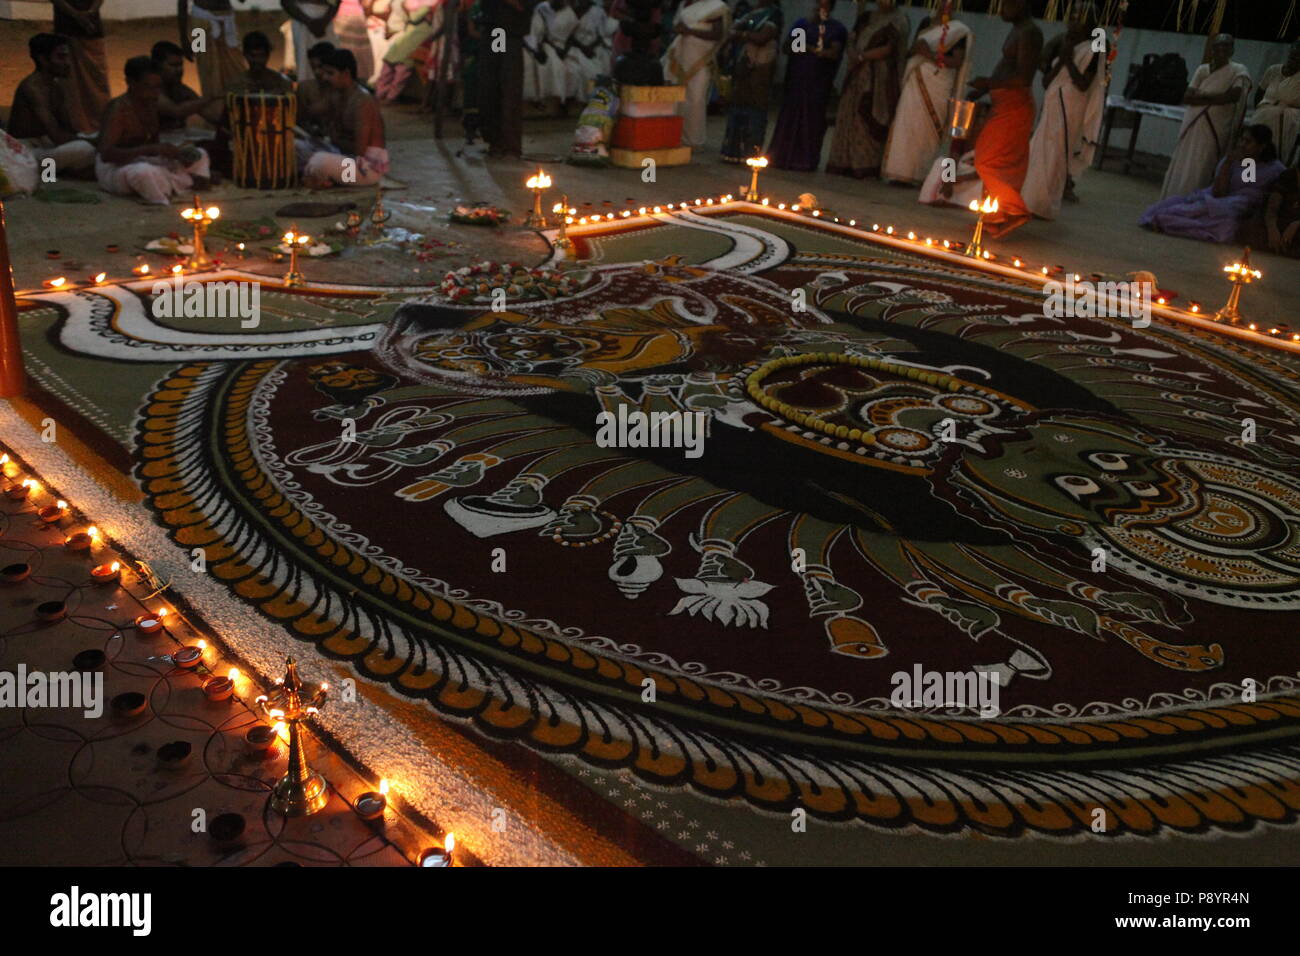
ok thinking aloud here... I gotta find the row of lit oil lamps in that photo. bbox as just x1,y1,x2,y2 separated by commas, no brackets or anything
524,161,1290,343
35,196,317,294
0,450,456,867
30,174,1290,345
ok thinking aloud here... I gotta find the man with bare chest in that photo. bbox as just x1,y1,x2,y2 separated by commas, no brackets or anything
967,0,1041,238
96,55,212,203
9,33,98,175
300,47,388,186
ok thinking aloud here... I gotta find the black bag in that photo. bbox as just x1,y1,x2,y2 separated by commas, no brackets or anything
1124,53,1190,105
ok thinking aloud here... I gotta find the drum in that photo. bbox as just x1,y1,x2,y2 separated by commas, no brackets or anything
227,92,297,189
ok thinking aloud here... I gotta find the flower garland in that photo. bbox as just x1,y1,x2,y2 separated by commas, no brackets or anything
438,261,585,303
449,205,510,226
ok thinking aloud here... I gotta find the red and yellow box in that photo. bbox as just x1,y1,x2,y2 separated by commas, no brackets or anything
611,116,684,151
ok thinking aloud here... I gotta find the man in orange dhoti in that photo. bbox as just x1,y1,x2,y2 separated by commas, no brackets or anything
967,0,1041,238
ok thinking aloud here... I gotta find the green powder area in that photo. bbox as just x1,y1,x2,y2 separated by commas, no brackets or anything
583,223,734,265
18,305,174,450
142,286,407,335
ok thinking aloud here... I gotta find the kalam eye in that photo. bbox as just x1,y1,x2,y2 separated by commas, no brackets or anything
1086,452,1130,471
1124,480,1161,498
1055,475,1101,500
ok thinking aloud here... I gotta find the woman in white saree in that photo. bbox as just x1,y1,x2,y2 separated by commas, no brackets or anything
1160,34,1252,200
881,6,972,185
1021,5,1105,220
662,0,730,148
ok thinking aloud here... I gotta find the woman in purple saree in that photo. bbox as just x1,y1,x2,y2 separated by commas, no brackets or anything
1140,124,1286,244
766,0,847,172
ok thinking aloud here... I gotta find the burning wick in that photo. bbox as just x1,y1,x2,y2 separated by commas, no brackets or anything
37,499,68,524
419,832,455,867
6,478,33,500
174,644,204,669
356,779,390,820
91,561,121,586
202,670,235,701
135,607,168,637
65,525,98,552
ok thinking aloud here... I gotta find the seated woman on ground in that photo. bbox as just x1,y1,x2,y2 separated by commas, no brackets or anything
1138,124,1286,244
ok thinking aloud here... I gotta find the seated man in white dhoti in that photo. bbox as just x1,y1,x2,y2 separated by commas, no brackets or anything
524,0,577,113
96,56,212,204
1020,1,1104,220
1250,40,1300,166
662,0,729,149
1160,34,1251,201
566,0,611,101
8,33,97,177
881,6,972,185
301,48,389,187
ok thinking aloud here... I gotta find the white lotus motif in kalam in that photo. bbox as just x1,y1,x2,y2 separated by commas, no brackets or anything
670,578,776,628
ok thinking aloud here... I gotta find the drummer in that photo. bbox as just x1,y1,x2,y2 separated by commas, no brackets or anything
301,47,387,187
227,31,294,94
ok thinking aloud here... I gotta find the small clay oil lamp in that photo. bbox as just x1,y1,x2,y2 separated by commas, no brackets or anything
0,453,14,478
6,479,35,501
174,641,205,670
65,526,98,552
111,691,147,718
135,607,168,637
244,723,278,754
73,648,106,671
157,740,193,769
356,779,390,821
90,561,121,586
1,562,31,585
418,833,455,867
202,667,238,702
37,499,68,525
209,812,246,847
36,599,66,623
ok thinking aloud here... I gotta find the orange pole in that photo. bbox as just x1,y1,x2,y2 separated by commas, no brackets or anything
0,198,25,398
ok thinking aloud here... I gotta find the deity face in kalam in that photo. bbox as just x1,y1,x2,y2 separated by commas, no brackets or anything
402,304,729,393
946,415,1300,609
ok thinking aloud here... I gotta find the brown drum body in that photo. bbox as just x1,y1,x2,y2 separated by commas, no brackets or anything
227,92,297,189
